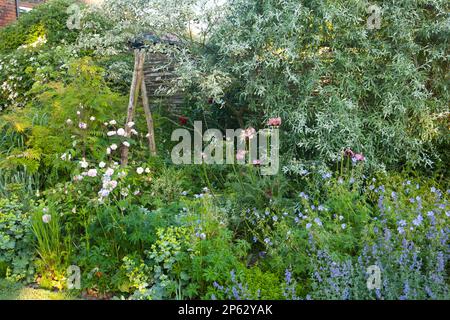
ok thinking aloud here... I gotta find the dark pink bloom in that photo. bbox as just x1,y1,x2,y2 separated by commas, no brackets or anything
353,153,365,162
344,148,355,157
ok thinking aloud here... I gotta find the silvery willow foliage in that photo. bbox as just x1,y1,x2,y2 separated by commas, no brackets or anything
75,0,227,56
176,0,449,169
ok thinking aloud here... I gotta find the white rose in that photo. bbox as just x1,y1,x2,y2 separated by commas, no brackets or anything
80,159,89,168
110,144,118,151
136,167,144,175
106,147,111,155
123,141,130,147
117,128,126,136
107,131,116,136
127,122,135,128
90,116,96,121
109,120,117,125
99,162,106,168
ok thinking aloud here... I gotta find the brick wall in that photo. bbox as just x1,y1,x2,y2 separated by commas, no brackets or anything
0,0,17,27
0,0,46,27
0,0,103,27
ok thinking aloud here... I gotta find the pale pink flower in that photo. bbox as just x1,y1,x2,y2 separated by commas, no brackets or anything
236,150,246,161
105,168,114,177
42,214,51,224
87,169,98,177
252,159,262,166
353,153,365,162
267,117,282,126
73,175,84,181
240,127,256,141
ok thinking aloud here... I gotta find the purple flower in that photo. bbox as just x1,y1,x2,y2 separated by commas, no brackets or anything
285,269,292,285
299,192,309,200
412,214,423,226
322,173,332,180
391,191,397,200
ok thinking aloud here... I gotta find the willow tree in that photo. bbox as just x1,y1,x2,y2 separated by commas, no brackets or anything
182,0,449,170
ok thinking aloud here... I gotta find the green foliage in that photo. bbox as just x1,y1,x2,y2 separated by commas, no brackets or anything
184,0,450,169
0,197,35,282
0,57,127,194
0,0,81,54
0,0,448,301
30,204,70,290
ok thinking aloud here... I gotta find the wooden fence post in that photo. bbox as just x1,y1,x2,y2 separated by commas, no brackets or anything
121,49,145,167
141,78,157,156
